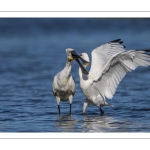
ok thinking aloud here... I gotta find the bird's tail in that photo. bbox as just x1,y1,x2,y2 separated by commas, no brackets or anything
105,101,114,108
108,103,114,108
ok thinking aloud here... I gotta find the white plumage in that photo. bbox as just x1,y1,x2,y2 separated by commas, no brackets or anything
52,48,88,114
77,39,150,115
52,48,75,114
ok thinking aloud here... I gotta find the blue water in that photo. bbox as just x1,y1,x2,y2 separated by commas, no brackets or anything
0,18,150,132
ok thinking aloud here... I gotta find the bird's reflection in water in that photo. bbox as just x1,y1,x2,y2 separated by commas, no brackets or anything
55,114,77,131
82,115,120,132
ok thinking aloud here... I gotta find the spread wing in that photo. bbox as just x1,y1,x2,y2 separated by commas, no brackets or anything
92,50,150,99
89,39,126,79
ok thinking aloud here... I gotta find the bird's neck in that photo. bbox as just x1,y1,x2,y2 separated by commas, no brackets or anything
79,66,88,81
62,60,72,78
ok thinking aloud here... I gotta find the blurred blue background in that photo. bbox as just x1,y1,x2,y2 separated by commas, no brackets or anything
0,18,150,132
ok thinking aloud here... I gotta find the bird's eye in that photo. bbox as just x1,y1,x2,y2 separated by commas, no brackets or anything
80,54,82,56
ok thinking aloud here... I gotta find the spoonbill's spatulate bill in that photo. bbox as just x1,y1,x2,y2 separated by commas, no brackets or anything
76,39,150,115
52,48,88,114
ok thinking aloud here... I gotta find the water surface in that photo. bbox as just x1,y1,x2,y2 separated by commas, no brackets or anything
0,18,150,132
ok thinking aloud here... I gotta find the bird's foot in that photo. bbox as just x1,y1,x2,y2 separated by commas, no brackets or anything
100,111,104,116
100,108,104,116
83,112,86,115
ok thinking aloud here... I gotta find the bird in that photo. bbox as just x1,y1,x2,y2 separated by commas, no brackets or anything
73,39,150,115
52,48,88,114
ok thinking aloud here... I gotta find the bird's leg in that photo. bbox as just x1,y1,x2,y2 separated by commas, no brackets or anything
99,107,104,115
58,105,60,114
83,99,88,114
69,95,73,114
69,101,72,114
69,114,72,120
56,96,61,114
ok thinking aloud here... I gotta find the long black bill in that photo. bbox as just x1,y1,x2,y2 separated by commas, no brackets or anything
71,51,89,75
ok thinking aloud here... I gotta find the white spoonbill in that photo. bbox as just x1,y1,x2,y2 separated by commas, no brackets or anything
52,48,88,114
75,39,150,115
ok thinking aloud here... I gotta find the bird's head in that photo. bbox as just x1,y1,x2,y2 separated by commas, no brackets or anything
66,48,89,75
70,50,89,75
66,48,75,62
79,53,90,67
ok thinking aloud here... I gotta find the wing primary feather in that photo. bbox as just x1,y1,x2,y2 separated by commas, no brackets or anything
109,39,121,43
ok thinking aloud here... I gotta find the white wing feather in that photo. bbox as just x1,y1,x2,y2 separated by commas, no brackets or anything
93,50,150,99
89,39,125,79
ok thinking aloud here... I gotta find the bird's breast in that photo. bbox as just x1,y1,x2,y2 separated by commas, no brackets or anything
80,79,104,106
80,80,93,98
55,90,72,101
